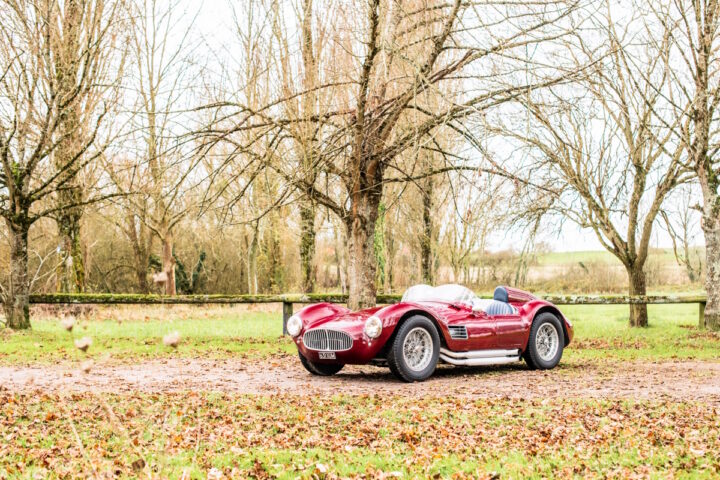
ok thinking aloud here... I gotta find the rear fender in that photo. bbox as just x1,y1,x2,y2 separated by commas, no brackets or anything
520,300,573,349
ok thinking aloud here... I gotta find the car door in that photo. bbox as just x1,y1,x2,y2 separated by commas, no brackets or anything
465,306,497,350
442,303,496,351
493,310,527,349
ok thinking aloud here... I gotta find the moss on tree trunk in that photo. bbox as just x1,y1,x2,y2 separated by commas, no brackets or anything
702,217,720,330
299,198,316,293
4,221,31,329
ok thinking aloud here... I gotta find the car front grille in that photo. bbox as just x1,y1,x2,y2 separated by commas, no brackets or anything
303,329,353,351
448,325,468,340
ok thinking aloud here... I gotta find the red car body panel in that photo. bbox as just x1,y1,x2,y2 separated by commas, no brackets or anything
293,287,573,365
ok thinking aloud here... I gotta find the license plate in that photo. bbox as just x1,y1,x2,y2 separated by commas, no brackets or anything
318,351,336,360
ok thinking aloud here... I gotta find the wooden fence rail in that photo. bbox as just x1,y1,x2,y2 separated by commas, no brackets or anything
29,293,709,334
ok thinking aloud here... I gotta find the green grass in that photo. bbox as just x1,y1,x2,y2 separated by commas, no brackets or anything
562,304,720,361
4,393,720,479
1,303,718,364
0,308,294,364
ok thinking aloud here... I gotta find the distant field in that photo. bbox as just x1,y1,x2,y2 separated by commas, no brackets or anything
536,248,704,266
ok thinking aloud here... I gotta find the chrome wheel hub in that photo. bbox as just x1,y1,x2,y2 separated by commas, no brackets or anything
403,327,433,371
536,323,559,361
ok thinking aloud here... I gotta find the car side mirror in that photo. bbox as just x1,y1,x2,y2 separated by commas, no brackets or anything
471,300,483,313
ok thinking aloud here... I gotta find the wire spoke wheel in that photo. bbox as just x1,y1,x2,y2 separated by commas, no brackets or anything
535,323,559,361
402,327,433,372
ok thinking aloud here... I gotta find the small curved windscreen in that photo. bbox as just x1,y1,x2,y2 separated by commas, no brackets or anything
401,284,477,305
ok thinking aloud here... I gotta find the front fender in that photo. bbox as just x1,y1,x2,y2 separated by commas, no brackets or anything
296,303,351,329
372,302,450,346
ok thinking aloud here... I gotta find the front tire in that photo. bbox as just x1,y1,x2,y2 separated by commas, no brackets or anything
298,353,344,376
387,315,440,382
524,312,564,370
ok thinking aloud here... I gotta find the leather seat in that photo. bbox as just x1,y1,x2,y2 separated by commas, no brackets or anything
484,300,515,315
484,286,515,315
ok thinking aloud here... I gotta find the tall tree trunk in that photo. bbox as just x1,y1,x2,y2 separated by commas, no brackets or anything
3,221,31,330
247,222,259,294
385,214,395,293
56,210,85,293
345,204,380,310
299,198,316,293
333,224,346,294
702,216,720,330
420,177,434,284
627,264,648,327
161,231,176,295
124,213,153,294
54,0,85,294
374,203,386,291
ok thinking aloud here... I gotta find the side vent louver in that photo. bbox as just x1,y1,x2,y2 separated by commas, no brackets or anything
448,325,468,340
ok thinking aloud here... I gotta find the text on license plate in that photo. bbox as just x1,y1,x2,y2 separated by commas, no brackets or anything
318,351,336,360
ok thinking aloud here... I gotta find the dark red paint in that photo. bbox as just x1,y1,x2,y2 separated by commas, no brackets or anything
293,287,573,365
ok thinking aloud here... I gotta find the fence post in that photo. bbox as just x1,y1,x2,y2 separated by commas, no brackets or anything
699,301,706,329
282,301,293,335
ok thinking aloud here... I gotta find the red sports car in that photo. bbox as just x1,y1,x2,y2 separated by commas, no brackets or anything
287,284,573,382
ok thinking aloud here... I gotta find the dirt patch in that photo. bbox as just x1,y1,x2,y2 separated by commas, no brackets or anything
2,356,719,402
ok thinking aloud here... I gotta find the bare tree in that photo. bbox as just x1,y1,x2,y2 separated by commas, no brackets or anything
122,0,201,295
661,185,703,283
439,174,506,284
270,0,330,293
494,3,688,326
0,0,123,328
204,0,579,309
652,0,720,329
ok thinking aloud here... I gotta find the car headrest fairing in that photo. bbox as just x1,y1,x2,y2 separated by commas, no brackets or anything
493,286,509,303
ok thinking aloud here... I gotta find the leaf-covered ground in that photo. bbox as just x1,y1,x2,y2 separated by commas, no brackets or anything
2,304,719,478
3,392,720,479
3,356,720,403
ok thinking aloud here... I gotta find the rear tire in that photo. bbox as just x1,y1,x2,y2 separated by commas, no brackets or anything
524,312,564,370
387,315,440,382
298,353,344,376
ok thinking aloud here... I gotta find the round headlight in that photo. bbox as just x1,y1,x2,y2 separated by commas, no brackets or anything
364,315,382,339
287,314,303,337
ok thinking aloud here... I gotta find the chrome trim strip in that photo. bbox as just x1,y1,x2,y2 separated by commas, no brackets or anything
440,347,520,359
439,354,520,366
447,325,468,340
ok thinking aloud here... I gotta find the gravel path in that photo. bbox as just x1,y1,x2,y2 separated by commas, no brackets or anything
2,356,719,402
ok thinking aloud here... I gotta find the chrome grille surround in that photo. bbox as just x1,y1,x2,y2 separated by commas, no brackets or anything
303,329,353,351
448,325,468,340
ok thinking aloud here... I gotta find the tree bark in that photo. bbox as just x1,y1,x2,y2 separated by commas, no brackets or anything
299,198,316,293
53,0,85,294
385,214,395,293
627,265,648,328
702,216,720,330
3,221,31,330
247,222,259,295
420,177,434,284
161,232,176,296
56,211,85,293
345,202,380,311
127,214,153,294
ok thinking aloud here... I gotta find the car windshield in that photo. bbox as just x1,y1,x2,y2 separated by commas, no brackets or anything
401,284,477,305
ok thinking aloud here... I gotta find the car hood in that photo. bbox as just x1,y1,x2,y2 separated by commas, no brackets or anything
307,306,384,330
